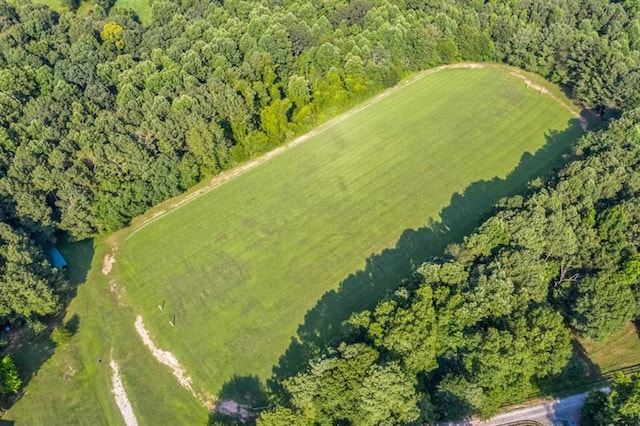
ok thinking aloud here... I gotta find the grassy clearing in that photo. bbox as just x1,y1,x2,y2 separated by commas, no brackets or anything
30,0,93,13
5,65,585,423
113,0,152,24
532,324,640,401
114,66,581,399
582,322,640,373
30,0,64,11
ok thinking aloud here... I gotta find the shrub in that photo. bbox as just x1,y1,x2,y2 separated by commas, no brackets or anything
0,356,21,395
51,327,72,347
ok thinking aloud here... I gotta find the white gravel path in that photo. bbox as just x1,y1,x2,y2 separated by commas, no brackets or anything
110,358,139,426
134,315,214,409
441,387,610,426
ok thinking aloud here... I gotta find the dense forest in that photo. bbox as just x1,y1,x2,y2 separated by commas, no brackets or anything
1,0,640,421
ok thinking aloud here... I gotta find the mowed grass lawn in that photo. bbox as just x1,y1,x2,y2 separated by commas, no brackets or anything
5,243,208,424
112,66,581,399
582,323,640,373
113,0,151,24
29,0,64,11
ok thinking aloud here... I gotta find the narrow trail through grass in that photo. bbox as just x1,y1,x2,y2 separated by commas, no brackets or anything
134,315,214,409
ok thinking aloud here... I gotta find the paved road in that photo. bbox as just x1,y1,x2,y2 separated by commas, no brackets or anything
441,388,609,426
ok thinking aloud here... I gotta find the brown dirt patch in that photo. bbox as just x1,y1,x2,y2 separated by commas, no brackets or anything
134,315,214,409
102,253,116,275
109,280,127,307
215,399,253,422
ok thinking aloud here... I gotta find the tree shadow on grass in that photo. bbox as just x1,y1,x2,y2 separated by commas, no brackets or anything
266,117,585,397
208,375,268,425
525,339,602,404
64,313,80,335
2,239,94,406
633,320,640,339
58,238,95,305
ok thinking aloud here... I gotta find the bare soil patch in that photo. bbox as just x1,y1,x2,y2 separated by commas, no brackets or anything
110,358,139,426
102,253,116,275
134,315,214,409
63,364,77,381
579,117,589,131
215,399,253,422
448,62,485,69
509,70,584,126
109,279,127,307
511,72,550,94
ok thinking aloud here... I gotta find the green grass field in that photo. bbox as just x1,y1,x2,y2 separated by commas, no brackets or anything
5,65,585,423
115,67,581,397
5,242,208,424
113,0,151,24
582,323,640,373
29,0,63,11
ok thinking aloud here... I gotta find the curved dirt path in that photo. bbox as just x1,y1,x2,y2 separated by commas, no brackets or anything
509,70,588,131
134,315,214,409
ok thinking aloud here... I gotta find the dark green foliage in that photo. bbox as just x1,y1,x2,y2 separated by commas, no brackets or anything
0,221,59,321
0,355,21,395
61,0,79,11
0,0,636,244
272,343,420,425
582,373,640,425
50,326,72,346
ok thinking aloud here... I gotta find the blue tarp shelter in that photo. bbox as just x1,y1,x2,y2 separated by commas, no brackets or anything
47,246,69,270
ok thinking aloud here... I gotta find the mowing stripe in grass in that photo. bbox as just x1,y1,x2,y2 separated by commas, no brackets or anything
123,63,513,243
114,65,583,400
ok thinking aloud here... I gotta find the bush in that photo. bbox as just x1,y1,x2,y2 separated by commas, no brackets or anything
25,320,47,339
0,356,21,395
51,327,72,347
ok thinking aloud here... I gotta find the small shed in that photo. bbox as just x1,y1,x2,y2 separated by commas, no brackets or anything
47,246,69,271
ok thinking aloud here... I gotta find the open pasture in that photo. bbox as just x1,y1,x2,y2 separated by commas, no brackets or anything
113,65,582,398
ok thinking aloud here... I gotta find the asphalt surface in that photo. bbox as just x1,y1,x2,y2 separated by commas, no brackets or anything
441,388,609,426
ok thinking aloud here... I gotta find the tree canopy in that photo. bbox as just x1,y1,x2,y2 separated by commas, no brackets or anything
582,373,640,425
